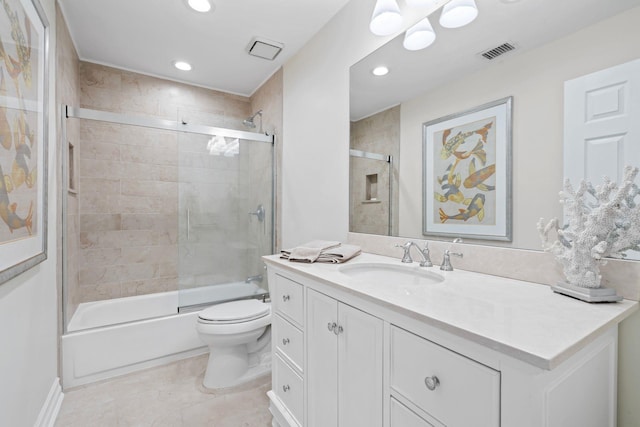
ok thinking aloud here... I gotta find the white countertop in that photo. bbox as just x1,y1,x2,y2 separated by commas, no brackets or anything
264,253,638,370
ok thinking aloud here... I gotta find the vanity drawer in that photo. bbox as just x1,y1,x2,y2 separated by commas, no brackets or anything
390,326,500,427
273,274,304,326
274,314,303,372
274,353,303,425
390,398,438,427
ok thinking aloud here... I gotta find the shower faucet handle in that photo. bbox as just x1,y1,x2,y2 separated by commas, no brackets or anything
248,204,265,222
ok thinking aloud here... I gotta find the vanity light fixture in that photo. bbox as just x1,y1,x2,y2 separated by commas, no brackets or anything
369,0,479,51
372,66,389,76
439,0,478,28
403,17,436,51
369,0,403,36
187,0,212,13
173,60,192,71
405,0,438,6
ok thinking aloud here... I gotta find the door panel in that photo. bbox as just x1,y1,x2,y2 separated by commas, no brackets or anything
307,289,338,427
338,303,384,427
564,58,640,259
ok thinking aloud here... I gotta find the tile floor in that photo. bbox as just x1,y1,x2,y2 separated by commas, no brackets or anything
55,355,272,426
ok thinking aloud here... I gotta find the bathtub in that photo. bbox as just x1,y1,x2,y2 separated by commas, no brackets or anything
62,282,267,388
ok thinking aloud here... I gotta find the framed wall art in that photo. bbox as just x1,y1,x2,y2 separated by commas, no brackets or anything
423,97,512,241
0,0,49,285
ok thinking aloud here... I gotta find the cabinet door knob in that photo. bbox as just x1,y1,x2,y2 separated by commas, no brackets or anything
327,322,337,332
282,295,290,302
282,338,290,345
333,325,344,335
282,384,290,392
424,375,440,391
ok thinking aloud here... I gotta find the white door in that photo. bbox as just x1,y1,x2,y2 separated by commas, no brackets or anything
564,58,640,259
337,303,384,427
307,289,338,427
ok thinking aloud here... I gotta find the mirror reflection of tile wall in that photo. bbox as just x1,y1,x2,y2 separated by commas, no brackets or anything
350,106,400,236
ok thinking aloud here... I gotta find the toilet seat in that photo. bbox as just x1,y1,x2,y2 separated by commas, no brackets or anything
198,299,270,324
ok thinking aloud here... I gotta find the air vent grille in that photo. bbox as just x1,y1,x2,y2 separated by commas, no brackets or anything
480,43,516,60
247,37,283,61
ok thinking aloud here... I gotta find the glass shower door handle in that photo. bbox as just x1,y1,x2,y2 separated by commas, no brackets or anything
186,208,191,241
248,204,265,222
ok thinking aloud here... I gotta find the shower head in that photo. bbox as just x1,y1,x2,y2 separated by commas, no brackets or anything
243,110,263,131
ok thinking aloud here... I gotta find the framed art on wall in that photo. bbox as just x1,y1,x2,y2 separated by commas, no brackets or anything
423,97,512,241
0,0,49,285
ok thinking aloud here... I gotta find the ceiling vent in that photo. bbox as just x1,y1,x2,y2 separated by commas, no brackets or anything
480,42,516,60
247,37,284,61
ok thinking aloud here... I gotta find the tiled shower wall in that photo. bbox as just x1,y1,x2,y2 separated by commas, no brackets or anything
65,62,281,313
77,121,180,302
350,105,400,236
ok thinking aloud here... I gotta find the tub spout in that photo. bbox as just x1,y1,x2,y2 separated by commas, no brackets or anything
245,274,263,284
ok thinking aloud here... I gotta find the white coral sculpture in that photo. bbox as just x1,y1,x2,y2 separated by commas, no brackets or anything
537,166,640,289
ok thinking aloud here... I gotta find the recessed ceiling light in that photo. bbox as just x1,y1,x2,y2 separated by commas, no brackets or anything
173,61,192,71
187,0,212,13
372,66,389,76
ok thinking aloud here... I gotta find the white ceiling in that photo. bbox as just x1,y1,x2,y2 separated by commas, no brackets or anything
58,0,350,96
351,0,640,121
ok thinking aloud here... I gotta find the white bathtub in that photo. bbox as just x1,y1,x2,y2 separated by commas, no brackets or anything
62,282,267,388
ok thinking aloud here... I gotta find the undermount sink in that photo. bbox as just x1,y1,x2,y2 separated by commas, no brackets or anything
338,263,445,286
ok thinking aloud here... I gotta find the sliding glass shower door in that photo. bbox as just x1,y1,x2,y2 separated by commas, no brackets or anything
177,131,274,310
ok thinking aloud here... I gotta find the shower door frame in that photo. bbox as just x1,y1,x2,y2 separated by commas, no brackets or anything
61,105,276,333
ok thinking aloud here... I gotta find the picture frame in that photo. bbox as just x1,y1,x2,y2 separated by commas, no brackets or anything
0,0,49,285
423,97,512,241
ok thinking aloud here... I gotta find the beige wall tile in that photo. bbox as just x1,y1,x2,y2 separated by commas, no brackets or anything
80,214,121,232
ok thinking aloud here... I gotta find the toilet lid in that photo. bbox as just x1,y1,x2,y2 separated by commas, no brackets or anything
198,299,270,323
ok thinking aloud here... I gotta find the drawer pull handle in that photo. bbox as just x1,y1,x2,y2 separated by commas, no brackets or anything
282,384,290,392
282,338,290,345
424,376,440,391
282,295,290,302
334,325,344,335
327,322,337,332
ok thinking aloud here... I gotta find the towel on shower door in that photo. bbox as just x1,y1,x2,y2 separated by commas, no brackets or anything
280,240,342,263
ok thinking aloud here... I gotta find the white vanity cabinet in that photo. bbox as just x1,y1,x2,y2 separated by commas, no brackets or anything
306,289,383,427
265,254,637,427
269,273,305,427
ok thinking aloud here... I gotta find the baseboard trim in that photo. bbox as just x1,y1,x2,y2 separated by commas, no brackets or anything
35,378,64,427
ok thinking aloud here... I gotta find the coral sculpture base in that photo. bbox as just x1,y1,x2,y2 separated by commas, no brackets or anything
552,282,622,303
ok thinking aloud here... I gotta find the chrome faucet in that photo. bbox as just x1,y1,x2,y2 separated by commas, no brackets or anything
440,238,463,271
395,241,433,267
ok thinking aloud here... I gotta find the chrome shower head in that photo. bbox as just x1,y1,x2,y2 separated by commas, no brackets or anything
243,110,263,130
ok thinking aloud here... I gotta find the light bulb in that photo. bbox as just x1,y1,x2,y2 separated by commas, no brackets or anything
372,66,389,76
173,61,192,71
403,17,436,51
439,0,478,29
187,0,211,13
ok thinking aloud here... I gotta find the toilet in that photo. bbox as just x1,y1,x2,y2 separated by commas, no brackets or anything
196,299,272,389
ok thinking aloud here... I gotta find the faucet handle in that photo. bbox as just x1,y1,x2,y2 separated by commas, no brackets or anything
395,242,413,263
446,249,463,258
440,249,463,271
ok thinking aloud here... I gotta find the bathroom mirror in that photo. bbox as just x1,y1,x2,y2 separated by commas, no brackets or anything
349,0,640,252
